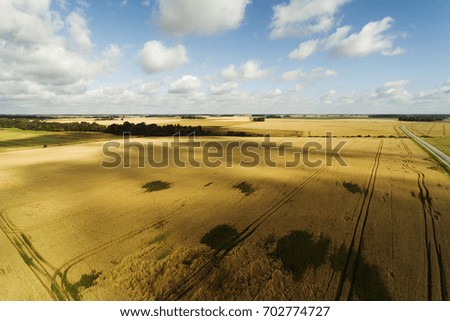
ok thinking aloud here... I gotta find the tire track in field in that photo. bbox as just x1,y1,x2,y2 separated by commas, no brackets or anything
334,140,383,300
399,139,447,300
409,125,426,137
426,124,436,136
51,191,223,298
0,207,70,300
8,208,95,233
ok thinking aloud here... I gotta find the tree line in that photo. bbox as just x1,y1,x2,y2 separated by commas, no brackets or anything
0,118,253,137
104,122,212,136
0,118,105,132
369,114,448,122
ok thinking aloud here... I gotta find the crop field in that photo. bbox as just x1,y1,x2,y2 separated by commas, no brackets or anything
0,118,449,301
0,128,115,153
50,116,407,137
407,122,450,156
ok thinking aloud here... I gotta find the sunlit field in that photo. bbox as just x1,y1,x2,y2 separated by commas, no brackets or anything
1,117,449,301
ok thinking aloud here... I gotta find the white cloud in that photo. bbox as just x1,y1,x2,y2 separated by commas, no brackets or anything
0,1,120,96
209,81,238,95
289,26,351,59
0,0,63,45
158,0,250,36
139,81,161,95
270,0,350,39
141,0,151,6
281,67,337,82
221,60,270,81
267,88,282,96
242,60,270,79
221,64,239,81
334,17,404,57
376,80,411,102
289,17,404,59
66,11,93,52
169,75,202,93
289,39,319,60
138,41,188,73
383,80,408,88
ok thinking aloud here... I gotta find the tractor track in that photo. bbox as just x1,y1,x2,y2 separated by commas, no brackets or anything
51,190,225,297
393,125,402,137
426,124,436,136
399,139,447,300
0,207,71,300
333,140,384,300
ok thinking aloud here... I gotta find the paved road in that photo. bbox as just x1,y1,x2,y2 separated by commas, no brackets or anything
401,126,450,169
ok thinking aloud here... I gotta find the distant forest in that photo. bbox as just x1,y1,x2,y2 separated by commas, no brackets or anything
0,118,105,132
104,122,211,136
369,114,448,122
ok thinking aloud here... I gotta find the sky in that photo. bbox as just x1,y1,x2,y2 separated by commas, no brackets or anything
0,0,449,114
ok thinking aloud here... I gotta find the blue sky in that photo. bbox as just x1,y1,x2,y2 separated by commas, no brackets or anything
0,0,449,114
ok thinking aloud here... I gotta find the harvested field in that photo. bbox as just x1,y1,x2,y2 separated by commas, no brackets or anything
0,119,449,301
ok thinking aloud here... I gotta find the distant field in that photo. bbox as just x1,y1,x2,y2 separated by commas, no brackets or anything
406,122,450,156
49,116,408,137
425,137,450,156
0,128,115,153
408,121,450,138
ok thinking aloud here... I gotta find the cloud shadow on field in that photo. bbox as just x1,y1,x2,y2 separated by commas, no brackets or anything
272,230,330,281
232,181,256,196
200,224,239,251
142,180,172,192
0,132,112,151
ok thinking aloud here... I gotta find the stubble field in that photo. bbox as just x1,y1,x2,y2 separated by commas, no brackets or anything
0,118,449,301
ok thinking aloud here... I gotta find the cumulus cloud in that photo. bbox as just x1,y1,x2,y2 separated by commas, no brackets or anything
242,60,270,79
66,11,93,52
281,67,337,81
376,80,411,102
270,0,350,39
289,39,319,60
158,0,250,36
333,17,405,57
0,1,120,97
209,81,239,95
169,75,202,93
138,41,188,73
221,60,270,81
221,65,239,81
0,1,60,45
289,17,404,59
267,88,282,96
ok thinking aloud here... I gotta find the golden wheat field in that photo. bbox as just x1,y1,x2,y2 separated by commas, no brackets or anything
0,118,449,301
